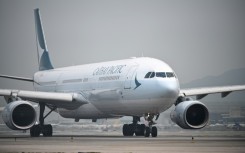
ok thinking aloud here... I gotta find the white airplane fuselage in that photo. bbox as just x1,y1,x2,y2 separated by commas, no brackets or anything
2,8,245,138
34,57,180,119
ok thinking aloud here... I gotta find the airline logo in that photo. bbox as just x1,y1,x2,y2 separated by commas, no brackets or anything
93,65,126,76
134,75,141,90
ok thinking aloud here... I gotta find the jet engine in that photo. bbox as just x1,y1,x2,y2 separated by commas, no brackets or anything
170,101,209,129
2,101,37,130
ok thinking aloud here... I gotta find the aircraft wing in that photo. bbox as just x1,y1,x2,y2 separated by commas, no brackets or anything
0,89,88,110
180,85,245,100
0,74,33,82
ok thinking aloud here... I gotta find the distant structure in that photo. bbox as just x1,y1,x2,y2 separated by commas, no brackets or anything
208,104,245,124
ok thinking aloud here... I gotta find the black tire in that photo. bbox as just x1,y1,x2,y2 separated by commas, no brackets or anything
128,124,135,136
42,124,53,137
135,124,142,136
140,124,146,136
30,125,41,137
151,126,157,137
144,127,150,137
123,124,129,136
135,124,145,136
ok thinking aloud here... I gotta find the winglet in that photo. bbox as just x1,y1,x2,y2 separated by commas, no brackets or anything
34,8,54,71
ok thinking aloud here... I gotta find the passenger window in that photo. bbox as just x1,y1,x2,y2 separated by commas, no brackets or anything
150,72,155,78
144,72,152,78
166,72,174,78
156,72,166,78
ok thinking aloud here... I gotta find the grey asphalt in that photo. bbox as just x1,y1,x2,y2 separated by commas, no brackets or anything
0,134,245,153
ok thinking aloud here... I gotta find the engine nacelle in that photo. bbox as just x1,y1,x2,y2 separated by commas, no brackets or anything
170,101,209,129
2,101,37,130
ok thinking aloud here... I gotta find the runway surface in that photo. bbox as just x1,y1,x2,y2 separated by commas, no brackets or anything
0,132,245,153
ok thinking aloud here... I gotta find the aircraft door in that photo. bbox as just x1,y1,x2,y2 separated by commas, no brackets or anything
124,65,138,89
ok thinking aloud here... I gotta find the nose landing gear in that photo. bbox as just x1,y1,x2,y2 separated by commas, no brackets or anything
144,113,158,137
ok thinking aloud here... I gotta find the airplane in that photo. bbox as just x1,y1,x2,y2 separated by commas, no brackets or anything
0,8,245,137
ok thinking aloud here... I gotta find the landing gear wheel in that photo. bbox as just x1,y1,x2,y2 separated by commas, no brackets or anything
128,124,134,136
123,123,144,136
42,124,53,137
140,124,146,136
151,126,157,137
122,117,148,137
30,125,41,137
144,127,150,137
135,124,145,136
123,124,129,136
123,124,134,136
135,125,141,136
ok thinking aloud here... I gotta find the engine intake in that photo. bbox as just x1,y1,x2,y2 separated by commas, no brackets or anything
170,101,209,129
2,101,36,130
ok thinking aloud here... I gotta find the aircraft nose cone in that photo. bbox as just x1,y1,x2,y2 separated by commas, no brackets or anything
159,80,179,98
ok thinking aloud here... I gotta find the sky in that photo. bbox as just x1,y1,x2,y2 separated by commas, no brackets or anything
0,0,245,91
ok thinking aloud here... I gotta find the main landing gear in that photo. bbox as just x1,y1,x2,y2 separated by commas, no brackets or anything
122,114,158,137
123,116,145,136
30,103,55,137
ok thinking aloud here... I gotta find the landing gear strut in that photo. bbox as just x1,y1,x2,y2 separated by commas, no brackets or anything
144,113,158,137
123,116,145,136
30,103,54,137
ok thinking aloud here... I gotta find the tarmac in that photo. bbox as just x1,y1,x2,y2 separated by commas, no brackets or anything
0,131,245,153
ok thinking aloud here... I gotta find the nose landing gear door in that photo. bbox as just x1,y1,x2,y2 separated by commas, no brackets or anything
124,65,138,89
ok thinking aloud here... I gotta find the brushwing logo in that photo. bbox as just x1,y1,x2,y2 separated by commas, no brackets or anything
134,75,141,90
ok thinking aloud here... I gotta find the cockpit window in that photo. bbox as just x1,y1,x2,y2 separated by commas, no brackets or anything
166,72,175,78
145,72,173,79
156,72,166,78
150,72,155,78
144,72,152,78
